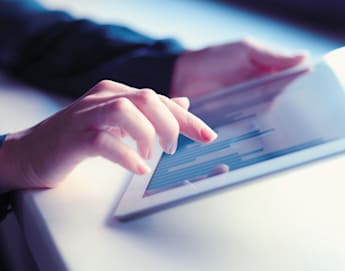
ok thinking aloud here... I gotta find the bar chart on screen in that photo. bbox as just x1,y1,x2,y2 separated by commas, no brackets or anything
145,121,327,196
145,65,345,196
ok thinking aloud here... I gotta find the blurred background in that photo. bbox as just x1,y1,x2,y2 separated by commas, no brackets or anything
36,0,345,58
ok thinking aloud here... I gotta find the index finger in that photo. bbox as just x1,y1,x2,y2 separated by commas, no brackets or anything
159,95,217,143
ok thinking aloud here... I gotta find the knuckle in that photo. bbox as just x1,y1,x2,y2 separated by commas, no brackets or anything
86,131,107,153
240,37,252,45
136,88,157,104
240,37,258,50
94,80,114,91
110,97,131,114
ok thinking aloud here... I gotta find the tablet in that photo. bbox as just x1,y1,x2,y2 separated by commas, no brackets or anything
114,47,345,221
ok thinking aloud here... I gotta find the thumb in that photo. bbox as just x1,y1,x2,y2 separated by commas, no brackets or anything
250,46,307,71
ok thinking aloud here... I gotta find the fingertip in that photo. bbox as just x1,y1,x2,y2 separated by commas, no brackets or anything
201,128,218,142
159,137,178,155
136,160,151,175
137,143,154,160
289,51,308,64
283,49,309,61
294,50,309,58
251,48,309,70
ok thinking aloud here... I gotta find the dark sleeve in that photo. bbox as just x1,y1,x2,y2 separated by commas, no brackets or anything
0,0,185,97
0,192,12,222
0,135,11,222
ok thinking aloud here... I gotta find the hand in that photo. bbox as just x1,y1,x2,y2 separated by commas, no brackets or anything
0,80,217,190
170,39,306,98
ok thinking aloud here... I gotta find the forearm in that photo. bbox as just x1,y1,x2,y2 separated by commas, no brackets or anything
0,0,184,97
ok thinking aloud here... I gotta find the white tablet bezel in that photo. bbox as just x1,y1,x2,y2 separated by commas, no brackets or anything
114,47,345,220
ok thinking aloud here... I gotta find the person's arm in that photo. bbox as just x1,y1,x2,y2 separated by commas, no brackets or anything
0,0,184,97
0,0,306,101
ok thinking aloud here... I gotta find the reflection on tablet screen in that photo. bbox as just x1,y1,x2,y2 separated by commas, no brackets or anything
144,63,345,196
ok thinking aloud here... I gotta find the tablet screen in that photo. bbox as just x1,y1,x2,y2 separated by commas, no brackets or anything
144,63,345,196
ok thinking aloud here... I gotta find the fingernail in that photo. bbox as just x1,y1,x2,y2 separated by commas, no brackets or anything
144,149,153,160
166,143,177,155
177,97,190,109
137,161,151,175
201,128,218,142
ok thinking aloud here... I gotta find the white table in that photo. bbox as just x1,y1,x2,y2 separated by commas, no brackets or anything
3,0,345,270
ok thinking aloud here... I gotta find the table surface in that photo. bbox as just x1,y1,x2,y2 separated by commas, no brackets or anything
3,0,345,270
